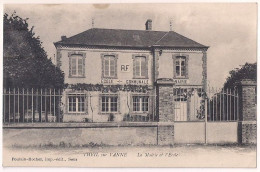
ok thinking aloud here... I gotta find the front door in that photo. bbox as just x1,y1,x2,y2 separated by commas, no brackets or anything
174,96,187,121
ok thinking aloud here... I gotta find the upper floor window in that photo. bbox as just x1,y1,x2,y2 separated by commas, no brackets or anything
101,54,118,79
133,55,148,79
104,56,116,77
68,52,86,78
71,55,84,76
176,56,186,77
173,55,189,78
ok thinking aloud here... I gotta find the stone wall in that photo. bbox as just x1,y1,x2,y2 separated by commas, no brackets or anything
157,124,174,145
3,124,158,147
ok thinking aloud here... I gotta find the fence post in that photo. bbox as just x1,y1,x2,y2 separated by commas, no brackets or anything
23,88,25,123
3,88,5,123
205,97,208,144
32,88,34,123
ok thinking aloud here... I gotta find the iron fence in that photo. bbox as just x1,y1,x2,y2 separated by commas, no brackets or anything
3,88,63,123
207,88,239,121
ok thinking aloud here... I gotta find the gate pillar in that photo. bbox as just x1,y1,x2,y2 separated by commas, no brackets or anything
157,80,174,122
238,79,257,144
156,79,175,145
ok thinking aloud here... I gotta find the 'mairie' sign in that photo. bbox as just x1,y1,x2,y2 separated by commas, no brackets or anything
173,79,189,85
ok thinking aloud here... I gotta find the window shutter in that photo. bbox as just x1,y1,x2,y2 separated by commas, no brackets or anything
117,93,120,113
98,94,102,114
145,56,148,79
65,94,69,114
132,55,136,78
69,56,72,77
172,55,176,78
82,53,86,77
114,55,118,78
185,55,189,78
84,93,88,114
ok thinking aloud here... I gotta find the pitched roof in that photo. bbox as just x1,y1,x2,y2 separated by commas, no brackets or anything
54,28,208,49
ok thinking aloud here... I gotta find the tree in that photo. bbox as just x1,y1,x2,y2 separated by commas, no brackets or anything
3,12,64,89
224,62,257,89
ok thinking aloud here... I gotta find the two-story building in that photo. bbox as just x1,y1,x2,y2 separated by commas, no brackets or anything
54,19,209,123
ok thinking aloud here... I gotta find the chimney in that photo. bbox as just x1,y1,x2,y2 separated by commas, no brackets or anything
145,19,152,31
61,35,67,41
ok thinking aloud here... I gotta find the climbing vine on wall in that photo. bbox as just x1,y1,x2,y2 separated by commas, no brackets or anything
67,83,150,93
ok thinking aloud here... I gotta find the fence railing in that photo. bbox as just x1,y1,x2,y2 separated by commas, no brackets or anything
3,87,239,123
207,88,239,121
3,88,63,123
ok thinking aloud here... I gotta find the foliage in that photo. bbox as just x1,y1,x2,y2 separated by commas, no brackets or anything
3,12,64,89
69,83,149,93
224,62,256,89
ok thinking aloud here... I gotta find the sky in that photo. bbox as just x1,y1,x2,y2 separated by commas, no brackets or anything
4,3,257,88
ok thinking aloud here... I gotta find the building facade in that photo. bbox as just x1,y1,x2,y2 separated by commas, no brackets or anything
54,19,209,122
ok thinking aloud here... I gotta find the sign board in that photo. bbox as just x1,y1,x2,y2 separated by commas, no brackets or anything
120,64,130,73
173,79,189,85
101,79,149,85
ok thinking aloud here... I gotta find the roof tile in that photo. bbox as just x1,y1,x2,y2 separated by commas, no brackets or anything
55,28,208,48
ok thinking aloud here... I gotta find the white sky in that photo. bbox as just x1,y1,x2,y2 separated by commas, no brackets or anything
4,3,257,88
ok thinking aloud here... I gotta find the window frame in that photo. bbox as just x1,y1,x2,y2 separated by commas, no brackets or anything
68,52,86,78
172,54,189,79
132,54,149,79
101,53,118,79
67,93,87,114
99,94,120,114
132,95,149,113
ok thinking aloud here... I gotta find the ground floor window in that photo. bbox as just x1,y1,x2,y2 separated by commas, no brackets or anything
101,95,118,113
132,96,149,112
68,94,86,113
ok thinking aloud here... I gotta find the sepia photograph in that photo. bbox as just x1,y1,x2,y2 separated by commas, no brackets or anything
2,2,257,168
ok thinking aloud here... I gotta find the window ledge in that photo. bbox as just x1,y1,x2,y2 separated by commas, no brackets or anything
99,112,121,115
131,112,149,115
102,77,118,79
68,76,86,78
173,77,189,79
67,112,88,115
133,77,149,79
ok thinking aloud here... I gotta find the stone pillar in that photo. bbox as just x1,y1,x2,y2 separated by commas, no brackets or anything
238,79,257,144
156,80,175,145
158,84,174,122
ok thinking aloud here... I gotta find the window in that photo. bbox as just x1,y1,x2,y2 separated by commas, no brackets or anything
69,52,86,77
71,55,84,76
68,94,86,113
101,95,118,113
133,96,149,112
175,56,186,77
103,55,116,77
133,56,147,78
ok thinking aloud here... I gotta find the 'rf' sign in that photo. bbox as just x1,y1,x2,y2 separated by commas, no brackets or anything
121,64,130,73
